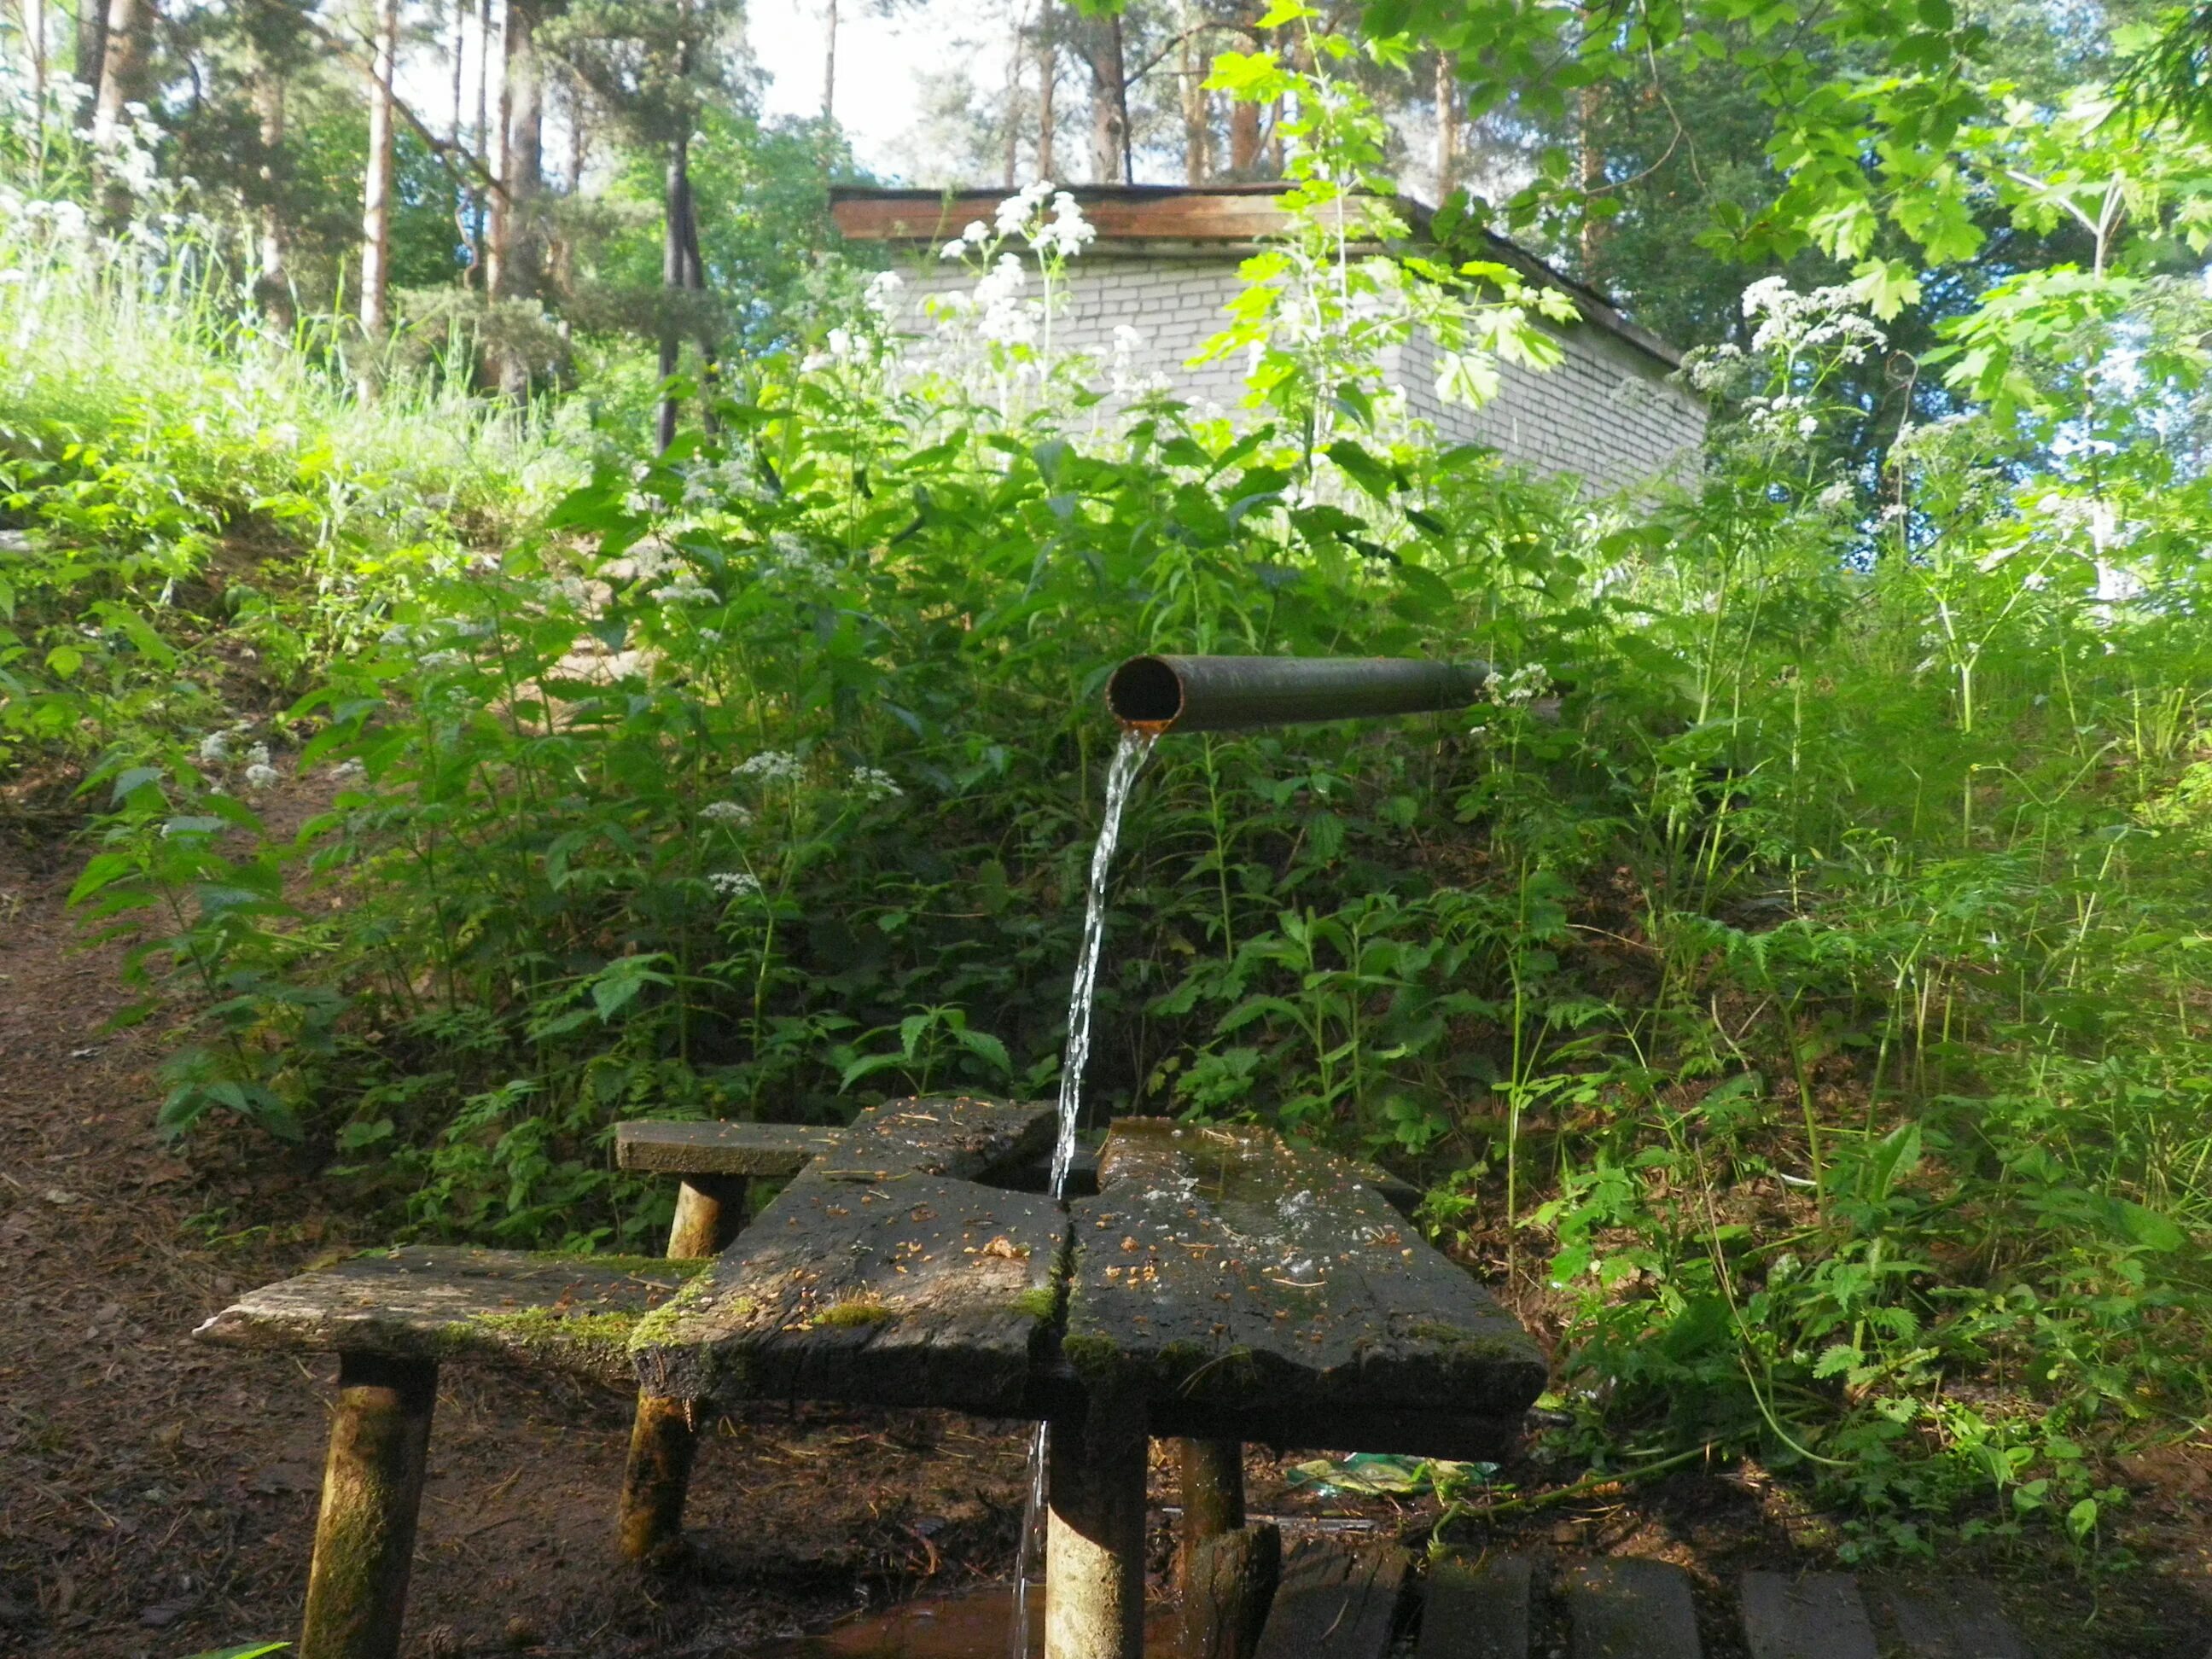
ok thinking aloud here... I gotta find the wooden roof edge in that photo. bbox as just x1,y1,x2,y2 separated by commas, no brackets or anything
828,185,1685,372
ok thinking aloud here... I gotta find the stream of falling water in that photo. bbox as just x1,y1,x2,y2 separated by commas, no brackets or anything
1009,725,1157,1659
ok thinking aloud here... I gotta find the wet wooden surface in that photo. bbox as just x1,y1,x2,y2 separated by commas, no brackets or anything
632,1170,1063,1413
1062,1121,1545,1432
191,1246,697,1387
616,1096,1054,1182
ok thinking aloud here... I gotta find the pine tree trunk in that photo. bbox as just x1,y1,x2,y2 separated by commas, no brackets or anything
1577,6,1603,264
656,126,690,454
1037,1,1056,180
360,0,399,341
1180,3,1209,185
498,0,543,300
1434,49,1458,201
469,0,492,286
1228,5,1261,174
90,0,143,149
1001,3,1023,189
253,63,289,329
1084,13,1128,185
821,0,838,123
74,0,107,130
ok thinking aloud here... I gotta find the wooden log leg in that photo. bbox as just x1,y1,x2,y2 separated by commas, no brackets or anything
618,1174,744,1564
1045,1410,1149,1659
1177,1437,1246,1587
298,1351,436,1659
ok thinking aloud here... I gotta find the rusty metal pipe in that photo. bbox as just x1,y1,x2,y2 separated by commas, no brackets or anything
1107,655,1490,734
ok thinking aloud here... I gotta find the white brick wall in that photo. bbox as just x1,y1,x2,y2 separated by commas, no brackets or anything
888,253,1707,492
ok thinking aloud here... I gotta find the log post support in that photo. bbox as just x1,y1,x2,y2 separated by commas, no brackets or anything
1176,1437,1245,1587
618,1173,745,1564
299,1350,437,1659
1045,1407,1150,1659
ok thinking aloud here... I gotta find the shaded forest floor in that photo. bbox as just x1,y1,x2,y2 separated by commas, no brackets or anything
3,819,2209,1659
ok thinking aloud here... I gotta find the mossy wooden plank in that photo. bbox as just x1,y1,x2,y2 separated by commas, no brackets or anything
825,1095,1056,1179
1740,1573,1877,1659
191,1247,698,1388
632,1171,1063,1413
1562,1559,1702,1659
615,1097,1053,1182
615,1120,842,1178
1252,1539,1410,1659
1063,1121,1544,1431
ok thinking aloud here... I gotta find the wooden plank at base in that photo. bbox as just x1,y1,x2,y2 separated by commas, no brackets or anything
1740,1573,1877,1659
1562,1559,1702,1659
1254,1540,1411,1659
1869,1581,2034,1659
1417,1555,1531,1659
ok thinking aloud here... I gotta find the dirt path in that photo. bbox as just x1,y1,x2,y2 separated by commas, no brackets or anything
0,833,1040,1657
3,827,2207,1659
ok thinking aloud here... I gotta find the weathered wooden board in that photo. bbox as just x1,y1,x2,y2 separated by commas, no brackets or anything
828,1096,1056,1180
1868,1580,2035,1658
1252,1539,1411,1659
191,1247,699,1388
1740,1573,1877,1659
631,1171,1063,1413
1418,1555,1532,1659
1062,1121,1545,1435
614,1096,1052,1183
1562,1559,1703,1659
614,1119,842,1178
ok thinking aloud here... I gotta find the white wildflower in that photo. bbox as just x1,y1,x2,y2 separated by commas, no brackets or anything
1796,415,1819,437
735,750,805,786
1816,481,1854,512
708,870,764,899
197,731,234,764
864,270,904,313
939,237,969,261
243,762,280,791
701,800,753,824
330,759,367,783
1484,663,1552,708
650,577,717,605
247,743,271,769
849,765,902,802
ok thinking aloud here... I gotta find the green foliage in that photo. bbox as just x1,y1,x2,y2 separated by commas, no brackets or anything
7,12,2212,1574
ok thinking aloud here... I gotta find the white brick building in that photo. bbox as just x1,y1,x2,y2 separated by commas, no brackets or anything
832,184,1706,498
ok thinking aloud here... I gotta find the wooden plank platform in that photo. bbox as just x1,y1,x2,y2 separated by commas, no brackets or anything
631,1170,1064,1413
191,1246,700,1388
1561,1558,1703,1659
1062,1121,1545,1441
1741,1573,1877,1659
1252,1539,1411,1658
1418,1554,1532,1659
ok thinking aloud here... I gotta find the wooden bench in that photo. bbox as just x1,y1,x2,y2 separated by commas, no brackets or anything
198,1097,1545,1659
192,1248,699,1659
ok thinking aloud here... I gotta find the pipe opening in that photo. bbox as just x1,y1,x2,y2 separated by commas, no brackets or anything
1107,655,1185,728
